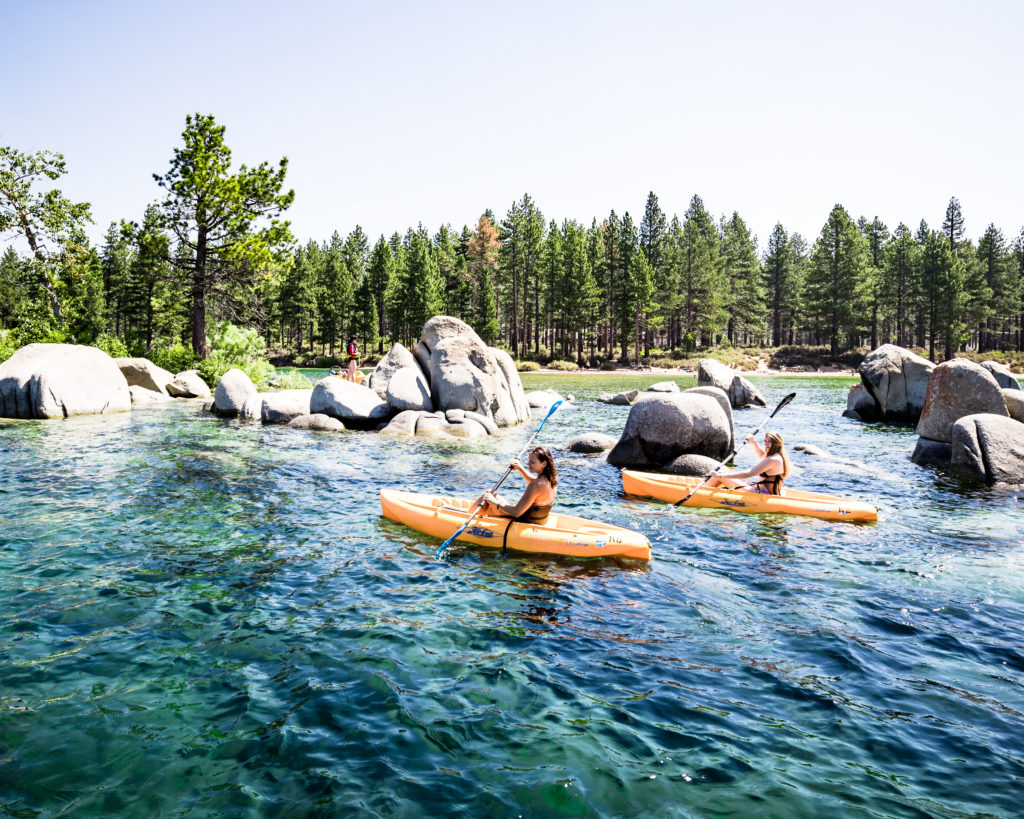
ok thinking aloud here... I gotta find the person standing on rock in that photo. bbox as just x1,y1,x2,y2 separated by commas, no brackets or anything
478,447,558,524
346,336,359,382
705,431,790,495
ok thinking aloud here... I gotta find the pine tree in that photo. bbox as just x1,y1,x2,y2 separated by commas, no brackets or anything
100,221,133,336
678,195,725,348
975,224,1012,350
883,224,922,348
465,215,500,341
124,204,171,350
858,216,890,348
366,236,395,352
804,204,868,356
403,227,443,343
721,212,764,345
639,191,668,354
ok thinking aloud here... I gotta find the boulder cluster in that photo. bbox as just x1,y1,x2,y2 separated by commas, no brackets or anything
0,344,209,419
847,343,1024,485
208,316,531,438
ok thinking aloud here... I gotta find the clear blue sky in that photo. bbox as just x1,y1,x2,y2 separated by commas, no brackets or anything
3,0,1021,252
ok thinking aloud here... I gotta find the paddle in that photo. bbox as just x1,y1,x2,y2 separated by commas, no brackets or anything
435,399,563,559
673,392,796,507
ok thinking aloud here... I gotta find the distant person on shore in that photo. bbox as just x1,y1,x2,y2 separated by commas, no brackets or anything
346,336,359,381
477,447,558,525
705,430,790,495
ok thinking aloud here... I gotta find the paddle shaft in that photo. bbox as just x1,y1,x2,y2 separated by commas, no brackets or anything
674,392,796,506
436,400,563,557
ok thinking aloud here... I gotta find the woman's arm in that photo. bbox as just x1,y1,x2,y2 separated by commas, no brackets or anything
485,481,541,518
723,455,775,481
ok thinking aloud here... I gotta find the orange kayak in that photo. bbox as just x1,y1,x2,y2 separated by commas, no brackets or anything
380,489,651,560
621,469,878,522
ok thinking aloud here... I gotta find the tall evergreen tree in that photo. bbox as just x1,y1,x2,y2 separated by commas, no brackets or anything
100,221,133,336
975,224,1012,350
125,204,172,350
858,216,890,348
721,212,763,345
153,113,294,357
639,191,668,354
804,204,868,356
366,236,395,352
677,195,725,347
883,224,922,348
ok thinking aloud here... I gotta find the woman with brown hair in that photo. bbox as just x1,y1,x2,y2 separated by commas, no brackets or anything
478,446,558,524
705,430,790,495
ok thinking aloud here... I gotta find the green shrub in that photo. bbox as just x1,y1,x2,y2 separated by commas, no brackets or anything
0,329,17,364
207,321,267,362
266,368,313,389
91,333,130,359
150,342,197,374
547,359,579,371
197,353,276,390
516,360,541,372
599,361,617,371
196,323,274,389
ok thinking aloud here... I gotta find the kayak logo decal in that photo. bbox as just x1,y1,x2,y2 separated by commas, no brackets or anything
718,498,747,508
466,526,494,538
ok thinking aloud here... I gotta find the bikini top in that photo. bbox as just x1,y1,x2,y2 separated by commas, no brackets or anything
515,503,553,525
758,472,784,495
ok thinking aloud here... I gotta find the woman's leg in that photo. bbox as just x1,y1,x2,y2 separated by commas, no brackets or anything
705,475,746,490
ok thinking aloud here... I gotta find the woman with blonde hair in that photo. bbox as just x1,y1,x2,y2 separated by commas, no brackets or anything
478,446,558,524
705,430,790,495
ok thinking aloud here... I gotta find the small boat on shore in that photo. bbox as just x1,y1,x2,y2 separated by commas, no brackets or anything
621,470,878,522
380,489,652,560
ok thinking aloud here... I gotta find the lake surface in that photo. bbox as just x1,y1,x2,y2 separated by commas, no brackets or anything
2,373,1022,817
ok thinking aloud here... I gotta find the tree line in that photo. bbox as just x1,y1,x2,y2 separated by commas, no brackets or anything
3,115,1023,368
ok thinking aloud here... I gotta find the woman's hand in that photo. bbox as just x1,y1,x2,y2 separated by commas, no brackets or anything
745,435,757,445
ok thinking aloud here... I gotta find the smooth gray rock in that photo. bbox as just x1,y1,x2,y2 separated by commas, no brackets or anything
664,453,721,477
423,322,528,426
607,392,732,468
213,368,259,417
0,343,131,419
167,369,211,398
525,388,563,408
116,357,174,395
565,433,616,453
685,386,734,453
950,413,1024,484
412,341,432,385
492,348,532,424
1004,389,1024,424
367,343,422,399
464,410,499,436
793,443,828,457
386,366,433,412
911,437,953,467
444,418,488,438
697,358,766,408
916,358,1008,443
415,412,447,436
859,344,934,422
288,413,345,432
982,360,1021,390
129,385,173,403
844,383,878,421
646,381,680,393
261,389,313,424
598,390,639,405
381,409,423,437
202,399,214,413
310,377,390,429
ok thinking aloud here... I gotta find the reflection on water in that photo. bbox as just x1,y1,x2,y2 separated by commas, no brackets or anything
1,377,1023,817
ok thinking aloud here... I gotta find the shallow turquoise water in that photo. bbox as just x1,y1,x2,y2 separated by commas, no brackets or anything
2,375,1023,817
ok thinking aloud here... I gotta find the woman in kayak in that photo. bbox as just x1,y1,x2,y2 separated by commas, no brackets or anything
478,446,558,524
705,430,790,495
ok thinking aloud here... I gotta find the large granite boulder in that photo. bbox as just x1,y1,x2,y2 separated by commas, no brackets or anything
310,377,390,429
950,414,1024,485
115,357,174,396
607,392,732,469
858,344,934,423
367,343,421,399
261,389,313,424
1004,389,1024,424
685,386,734,454
843,383,878,421
697,358,765,408
418,316,530,426
0,343,132,419
213,369,259,417
167,369,211,398
916,358,1008,443
646,381,680,393
385,367,433,412
981,360,1021,390
565,433,616,453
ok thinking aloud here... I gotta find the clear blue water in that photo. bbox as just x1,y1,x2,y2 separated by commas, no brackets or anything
2,374,1023,817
